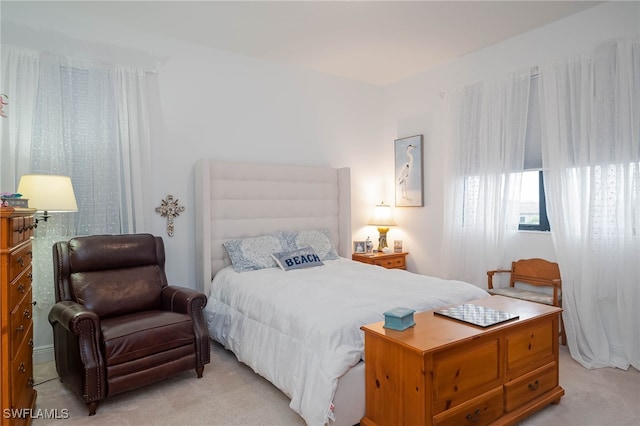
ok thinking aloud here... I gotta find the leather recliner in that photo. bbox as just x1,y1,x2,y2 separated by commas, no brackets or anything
49,233,210,415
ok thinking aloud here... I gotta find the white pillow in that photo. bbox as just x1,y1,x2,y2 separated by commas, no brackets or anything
286,228,339,260
223,232,288,272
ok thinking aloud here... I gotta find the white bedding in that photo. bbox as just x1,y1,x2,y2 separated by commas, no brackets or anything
204,258,488,426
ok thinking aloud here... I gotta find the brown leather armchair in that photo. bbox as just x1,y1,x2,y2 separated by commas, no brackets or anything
49,233,210,415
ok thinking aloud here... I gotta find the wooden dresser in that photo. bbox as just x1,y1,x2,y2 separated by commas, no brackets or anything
1,207,37,425
360,295,564,426
352,252,408,270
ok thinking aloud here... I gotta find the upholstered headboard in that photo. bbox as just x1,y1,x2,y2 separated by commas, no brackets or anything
194,160,351,295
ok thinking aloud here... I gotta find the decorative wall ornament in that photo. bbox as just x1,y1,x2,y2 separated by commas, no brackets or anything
155,195,185,237
0,93,8,118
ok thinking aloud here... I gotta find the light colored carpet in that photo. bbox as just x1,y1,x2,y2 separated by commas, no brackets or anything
32,342,639,426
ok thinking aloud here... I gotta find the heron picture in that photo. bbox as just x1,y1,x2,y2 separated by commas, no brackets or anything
395,134,424,207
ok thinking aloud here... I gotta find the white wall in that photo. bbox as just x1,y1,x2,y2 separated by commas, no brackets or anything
148,44,389,286
1,10,386,355
381,1,640,280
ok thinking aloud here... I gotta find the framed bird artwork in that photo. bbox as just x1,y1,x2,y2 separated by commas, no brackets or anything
394,134,424,207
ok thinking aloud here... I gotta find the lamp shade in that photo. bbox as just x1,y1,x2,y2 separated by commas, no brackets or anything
368,202,396,227
17,174,78,213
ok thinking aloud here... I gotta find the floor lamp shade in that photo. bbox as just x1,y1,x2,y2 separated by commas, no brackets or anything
17,175,78,213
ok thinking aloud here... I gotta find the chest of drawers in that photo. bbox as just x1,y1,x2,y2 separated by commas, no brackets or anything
1,207,37,426
360,295,564,426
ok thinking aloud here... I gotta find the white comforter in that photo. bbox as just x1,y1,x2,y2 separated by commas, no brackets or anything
204,258,488,426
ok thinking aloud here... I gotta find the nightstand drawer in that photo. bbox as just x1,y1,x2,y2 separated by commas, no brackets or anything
352,252,408,270
373,256,405,269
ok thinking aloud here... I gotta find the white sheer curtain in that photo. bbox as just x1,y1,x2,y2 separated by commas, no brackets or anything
0,45,152,310
441,70,530,286
539,38,640,370
0,47,39,190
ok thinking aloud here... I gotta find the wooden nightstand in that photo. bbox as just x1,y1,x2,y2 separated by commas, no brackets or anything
352,252,408,270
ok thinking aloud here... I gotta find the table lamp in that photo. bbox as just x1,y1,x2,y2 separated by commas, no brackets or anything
368,201,396,252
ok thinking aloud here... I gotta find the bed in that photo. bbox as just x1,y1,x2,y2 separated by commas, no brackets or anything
195,159,489,426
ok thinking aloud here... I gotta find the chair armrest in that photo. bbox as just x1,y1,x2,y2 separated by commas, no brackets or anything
486,269,511,289
161,286,211,367
551,278,562,306
48,300,101,336
161,286,208,315
48,301,106,403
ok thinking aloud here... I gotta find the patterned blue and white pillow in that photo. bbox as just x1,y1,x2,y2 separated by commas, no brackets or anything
223,233,289,272
271,247,324,271
284,228,339,261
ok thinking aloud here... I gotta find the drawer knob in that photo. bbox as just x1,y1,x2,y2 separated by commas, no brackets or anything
16,324,24,333
24,308,31,319
528,379,540,391
27,378,34,387
18,362,26,373
28,271,33,281
466,409,481,422
28,338,34,347
17,257,24,266
18,283,26,294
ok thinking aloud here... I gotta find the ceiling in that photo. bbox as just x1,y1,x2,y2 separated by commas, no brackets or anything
3,1,604,85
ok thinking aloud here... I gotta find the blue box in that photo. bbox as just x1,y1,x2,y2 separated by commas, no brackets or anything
383,307,416,331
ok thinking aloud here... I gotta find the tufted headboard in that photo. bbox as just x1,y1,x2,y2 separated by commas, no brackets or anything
194,160,351,295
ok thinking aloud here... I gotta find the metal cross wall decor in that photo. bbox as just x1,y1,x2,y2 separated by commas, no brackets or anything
155,195,185,237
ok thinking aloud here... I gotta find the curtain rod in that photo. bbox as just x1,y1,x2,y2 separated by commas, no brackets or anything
2,44,157,74
439,65,540,98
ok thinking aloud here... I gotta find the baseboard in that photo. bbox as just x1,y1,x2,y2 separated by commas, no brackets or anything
34,344,54,364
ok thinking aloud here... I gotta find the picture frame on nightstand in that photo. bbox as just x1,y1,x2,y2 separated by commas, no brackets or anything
353,241,366,253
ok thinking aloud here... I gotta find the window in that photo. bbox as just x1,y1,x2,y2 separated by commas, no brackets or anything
31,64,122,235
518,73,550,232
518,170,550,231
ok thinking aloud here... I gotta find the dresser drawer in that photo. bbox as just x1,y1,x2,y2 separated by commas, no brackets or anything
11,323,35,415
8,242,32,283
504,362,558,412
433,338,500,412
10,266,33,311
433,386,503,426
505,320,555,376
9,216,24,247
10,288,33,360
8,216,35,247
